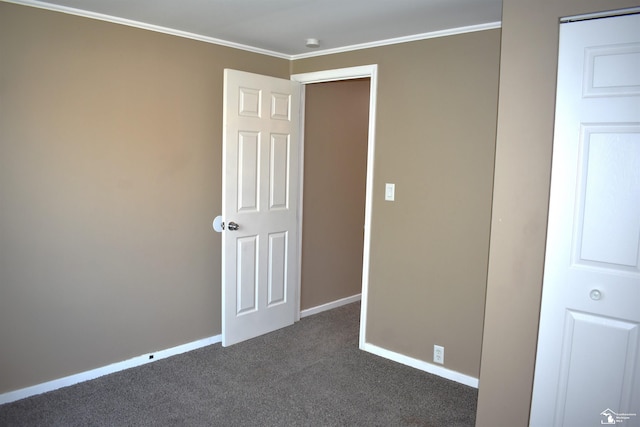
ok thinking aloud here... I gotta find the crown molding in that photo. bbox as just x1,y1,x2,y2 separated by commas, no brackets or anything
4,0,501,61
3,0,291,59
290,21,502,60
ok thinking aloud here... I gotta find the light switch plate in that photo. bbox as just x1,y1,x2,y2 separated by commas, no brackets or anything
385,183,395,201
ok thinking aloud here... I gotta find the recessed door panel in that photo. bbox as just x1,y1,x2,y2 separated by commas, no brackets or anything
236,236,258,315
268,232,287,306
271,92,291,121
269,134,290,210
239,87,261,117
584,44,640,97
576,126,640,269
237,131,260,212
555,311,639,427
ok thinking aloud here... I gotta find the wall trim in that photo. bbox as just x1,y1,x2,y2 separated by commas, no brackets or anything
300,294,362,318
290,22,502,60
5,0,500,60
0,334,222,405
361,342,479,389
2,0,290,59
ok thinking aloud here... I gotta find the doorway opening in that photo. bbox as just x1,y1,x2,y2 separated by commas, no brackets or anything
299,78,370,313
291,65,378,349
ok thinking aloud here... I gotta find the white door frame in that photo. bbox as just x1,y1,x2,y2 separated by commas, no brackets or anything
290,65,378,349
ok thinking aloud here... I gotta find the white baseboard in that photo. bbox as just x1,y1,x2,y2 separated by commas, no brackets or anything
0,334,222,405
300,293,361,318
361,342,479,388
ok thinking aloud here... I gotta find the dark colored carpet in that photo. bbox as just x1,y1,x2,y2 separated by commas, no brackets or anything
0,303,477,426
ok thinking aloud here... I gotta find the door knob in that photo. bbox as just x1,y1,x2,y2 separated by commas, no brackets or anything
227,221,240,231
589,289,602,301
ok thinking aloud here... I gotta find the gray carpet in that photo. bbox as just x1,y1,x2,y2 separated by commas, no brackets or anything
0,303,477,426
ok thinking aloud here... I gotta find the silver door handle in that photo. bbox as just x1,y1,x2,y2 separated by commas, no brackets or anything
227,221,240,231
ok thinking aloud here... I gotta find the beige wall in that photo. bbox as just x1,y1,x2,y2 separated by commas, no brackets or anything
293,30,501,378
5,0,638,417
475,1,640,426
300,80,369,310
1,1,502,397
0,3,288,393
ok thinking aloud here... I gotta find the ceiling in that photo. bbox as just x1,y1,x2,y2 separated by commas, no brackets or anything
10,0,503,59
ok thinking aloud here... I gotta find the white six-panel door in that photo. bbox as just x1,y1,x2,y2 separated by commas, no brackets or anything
530,13,640,427
222,69,300,346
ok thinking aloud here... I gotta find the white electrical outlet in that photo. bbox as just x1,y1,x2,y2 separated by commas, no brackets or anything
434,345,444,364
